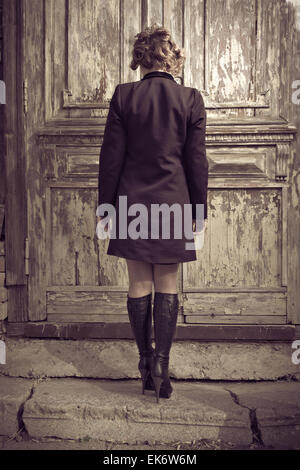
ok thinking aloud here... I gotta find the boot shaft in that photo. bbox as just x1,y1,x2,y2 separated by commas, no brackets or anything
127,292,153,356
153,292,179,360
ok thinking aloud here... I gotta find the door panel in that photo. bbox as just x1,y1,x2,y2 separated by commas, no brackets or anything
184,188,283,289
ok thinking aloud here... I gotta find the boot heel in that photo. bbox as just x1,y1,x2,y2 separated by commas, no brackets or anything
152,376,164,403
140,368,150,394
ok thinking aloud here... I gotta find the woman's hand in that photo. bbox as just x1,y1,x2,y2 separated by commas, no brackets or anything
192,218,208,233
96,216,109,232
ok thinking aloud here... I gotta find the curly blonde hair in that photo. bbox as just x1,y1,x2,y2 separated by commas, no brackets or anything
130,23,185,76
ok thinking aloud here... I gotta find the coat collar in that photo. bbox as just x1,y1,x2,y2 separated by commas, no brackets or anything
141,71,176,82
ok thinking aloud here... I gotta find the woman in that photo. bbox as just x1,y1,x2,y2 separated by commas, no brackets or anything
97,24,208,403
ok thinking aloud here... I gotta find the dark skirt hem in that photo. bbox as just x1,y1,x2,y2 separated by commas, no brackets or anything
106,248,197,264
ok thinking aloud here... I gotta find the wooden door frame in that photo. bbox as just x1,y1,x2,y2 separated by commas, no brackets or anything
4,0,49,323
2,0,28,321
1,0,298,336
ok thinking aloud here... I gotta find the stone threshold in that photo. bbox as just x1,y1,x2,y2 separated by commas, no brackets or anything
4,321,296,341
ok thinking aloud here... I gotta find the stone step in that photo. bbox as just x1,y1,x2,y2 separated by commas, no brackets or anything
0,376,300,449
0,337,299,381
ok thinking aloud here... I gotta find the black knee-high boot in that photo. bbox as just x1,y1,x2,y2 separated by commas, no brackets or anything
151,292,179,403
127,292,155,393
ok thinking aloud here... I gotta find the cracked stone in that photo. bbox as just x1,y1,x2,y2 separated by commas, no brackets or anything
224,381,300,449
0,377,35,437
22,378,252,445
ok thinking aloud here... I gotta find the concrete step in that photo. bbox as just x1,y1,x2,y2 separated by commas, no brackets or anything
0,337,299,381
0,375,300,449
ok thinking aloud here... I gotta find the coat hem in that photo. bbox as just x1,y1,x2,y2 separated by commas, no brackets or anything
106,248,197,264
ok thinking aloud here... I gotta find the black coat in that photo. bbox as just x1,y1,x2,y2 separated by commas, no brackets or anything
98,70,208,263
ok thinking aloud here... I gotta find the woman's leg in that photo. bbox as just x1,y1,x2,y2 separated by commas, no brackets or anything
125,259,155,392
153,263,179,293
126,259,153,297
151,263,180,402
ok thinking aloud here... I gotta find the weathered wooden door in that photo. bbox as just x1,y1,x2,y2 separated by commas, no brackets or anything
15,0,299,327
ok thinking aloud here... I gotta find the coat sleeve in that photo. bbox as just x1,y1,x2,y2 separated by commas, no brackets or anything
98,84,127,211
182,88,208,220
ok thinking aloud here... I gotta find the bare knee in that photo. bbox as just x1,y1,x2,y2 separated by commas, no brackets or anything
128,281,153,297
153,264,179,294
126,259,153,297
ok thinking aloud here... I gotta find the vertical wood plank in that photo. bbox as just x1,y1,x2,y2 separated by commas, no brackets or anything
24,0,47,320
142,0,162,29
163,0,183,81
183,0,205,88
45,0,68,120
122,0,141,83
206,0,256,103
285,1,300,324
2,0,28,320
3,0,26,286
256,0,281,117
68,0,120,102
281,185,287,287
